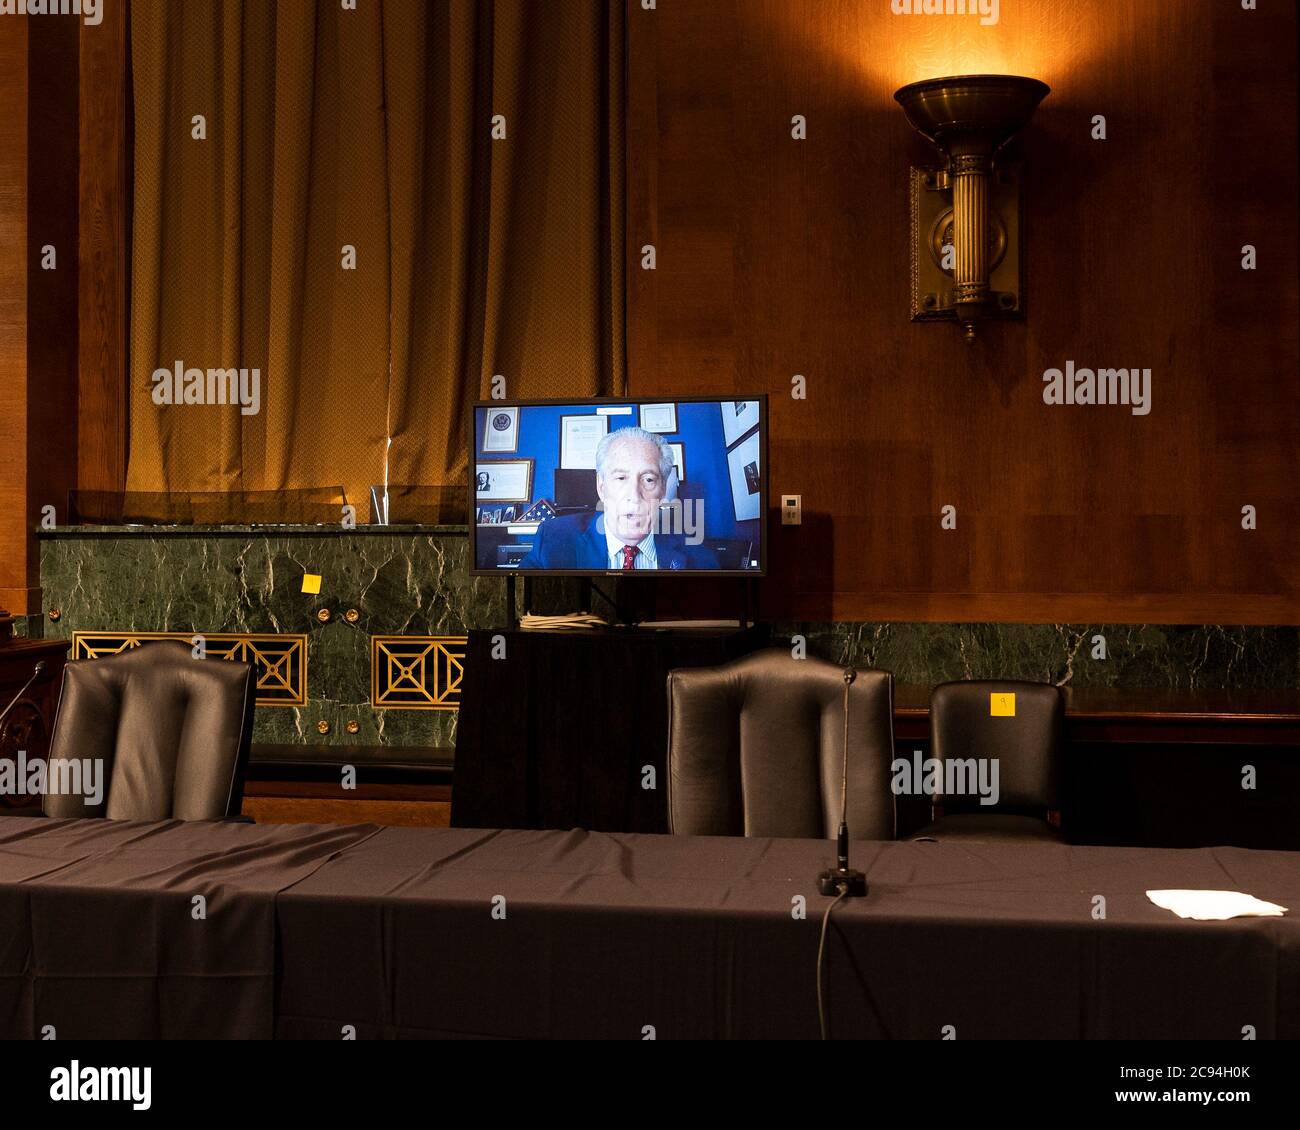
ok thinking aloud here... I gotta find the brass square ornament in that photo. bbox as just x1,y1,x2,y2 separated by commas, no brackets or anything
71,631,308,707
370,636,467,711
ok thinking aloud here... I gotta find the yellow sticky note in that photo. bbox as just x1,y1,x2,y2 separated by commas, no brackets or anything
990,692,1016,717
301,574,322,595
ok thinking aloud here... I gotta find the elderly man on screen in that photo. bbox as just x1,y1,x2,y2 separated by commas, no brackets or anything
519,426,719,571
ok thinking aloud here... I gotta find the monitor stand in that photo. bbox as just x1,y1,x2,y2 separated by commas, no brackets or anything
589,577,644,628
505,574,759,631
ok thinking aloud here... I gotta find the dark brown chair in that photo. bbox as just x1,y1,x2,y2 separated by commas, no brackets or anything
42,640,256,821
911,679,1064,843
667,649,896,839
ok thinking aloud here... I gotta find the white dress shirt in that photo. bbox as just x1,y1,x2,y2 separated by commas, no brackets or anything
602,515,658,570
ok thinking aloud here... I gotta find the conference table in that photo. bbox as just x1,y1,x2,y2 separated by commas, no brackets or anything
1,815,1297,1040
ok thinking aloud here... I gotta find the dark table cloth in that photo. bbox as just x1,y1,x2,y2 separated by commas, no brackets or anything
2,816,1298,1039
0,817,380,1039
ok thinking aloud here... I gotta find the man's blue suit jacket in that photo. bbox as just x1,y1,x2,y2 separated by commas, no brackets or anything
518,512,719,571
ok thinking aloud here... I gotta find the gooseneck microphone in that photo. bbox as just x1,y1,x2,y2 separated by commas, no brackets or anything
0,660,47,722
815,665,867,1039
817,666,867,898
0,661,47,728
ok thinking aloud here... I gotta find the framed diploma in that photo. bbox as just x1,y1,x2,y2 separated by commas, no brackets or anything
560,414,608,469
640,402,678,433
481,406,519,453
475,459,534,503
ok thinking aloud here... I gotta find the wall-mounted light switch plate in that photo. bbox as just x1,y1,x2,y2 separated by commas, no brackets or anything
781,495,801,525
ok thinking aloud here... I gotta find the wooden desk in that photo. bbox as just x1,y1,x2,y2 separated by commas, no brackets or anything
237,684,1300,847
894,685,1300,744
242,744,453,827
893,685,1300,849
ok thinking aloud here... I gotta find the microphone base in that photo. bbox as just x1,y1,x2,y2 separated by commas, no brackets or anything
817,868,867,897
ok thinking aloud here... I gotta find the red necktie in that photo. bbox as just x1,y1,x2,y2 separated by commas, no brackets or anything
621,544,638,571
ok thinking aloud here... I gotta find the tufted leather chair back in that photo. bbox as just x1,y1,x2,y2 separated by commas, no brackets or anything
43,640,255,821
667,649,895,839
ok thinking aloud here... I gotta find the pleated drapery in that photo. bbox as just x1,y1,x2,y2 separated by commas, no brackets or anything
127,0,625,519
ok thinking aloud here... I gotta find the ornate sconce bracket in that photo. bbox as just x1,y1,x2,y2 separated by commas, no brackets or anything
908,162,1025,327
895,74,1048,342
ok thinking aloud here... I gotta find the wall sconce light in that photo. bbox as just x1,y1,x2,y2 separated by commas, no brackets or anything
894,75,1049,342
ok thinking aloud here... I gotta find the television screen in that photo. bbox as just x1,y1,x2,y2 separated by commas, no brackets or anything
470,397,767,575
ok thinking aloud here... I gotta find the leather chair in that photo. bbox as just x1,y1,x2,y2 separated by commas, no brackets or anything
667,649,896,839
911,679,1064,843
43,640,256,821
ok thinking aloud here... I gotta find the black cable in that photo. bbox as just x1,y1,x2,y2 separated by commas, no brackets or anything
587,578,617,613
587,578,631,626
816,886,849,1040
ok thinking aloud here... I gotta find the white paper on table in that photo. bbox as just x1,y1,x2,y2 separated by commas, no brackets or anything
1146,889,1288,921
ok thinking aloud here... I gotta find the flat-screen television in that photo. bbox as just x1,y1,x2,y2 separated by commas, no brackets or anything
470,396,767,576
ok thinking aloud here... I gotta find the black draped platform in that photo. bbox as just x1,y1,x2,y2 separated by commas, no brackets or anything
451,625,769,833
2,816,1297,1040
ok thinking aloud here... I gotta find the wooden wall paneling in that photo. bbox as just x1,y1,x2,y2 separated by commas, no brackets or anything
78,2,129,495
241,781,453,829
0,14,86,617
28,17,81,559
0,18,30,613
625,0,1300,624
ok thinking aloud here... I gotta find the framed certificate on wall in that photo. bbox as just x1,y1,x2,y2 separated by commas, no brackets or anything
475,459,534,503
640,402,678,433
560,414,608,469
482,407,520,453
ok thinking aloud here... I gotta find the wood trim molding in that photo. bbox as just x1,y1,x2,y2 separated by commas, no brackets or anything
0,18,31,613
782,591,1300,627
78,2,129,494
0,16,91,617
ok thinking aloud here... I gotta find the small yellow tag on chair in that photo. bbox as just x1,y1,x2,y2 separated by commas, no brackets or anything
301,574,322,595
990,692,1016,717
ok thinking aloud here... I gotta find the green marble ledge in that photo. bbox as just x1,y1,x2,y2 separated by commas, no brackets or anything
34,529,1300,752
775,622,1300,691
37,527,580,748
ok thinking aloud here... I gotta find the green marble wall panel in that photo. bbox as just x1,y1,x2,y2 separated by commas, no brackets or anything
777,622,1300,690
37,527,577,748
35,528,1299,754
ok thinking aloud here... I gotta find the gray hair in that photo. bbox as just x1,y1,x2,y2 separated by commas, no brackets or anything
594,425,675,482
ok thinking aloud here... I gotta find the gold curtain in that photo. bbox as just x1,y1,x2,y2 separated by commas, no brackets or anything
127,0,625,518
